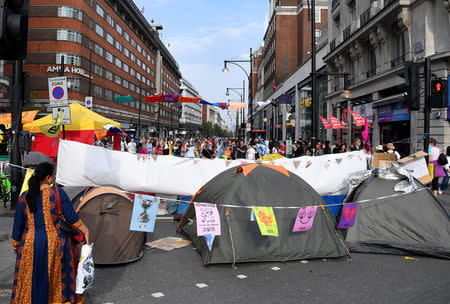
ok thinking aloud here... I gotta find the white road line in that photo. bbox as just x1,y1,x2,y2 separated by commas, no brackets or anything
152,292,165,298
196,283,208,288
237,274,247,279
271,266,281,271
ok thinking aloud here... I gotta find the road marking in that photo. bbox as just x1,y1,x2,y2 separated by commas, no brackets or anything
271,266,281,271
237,274,247,279
152,292,165,298
300,260,309,264
196,283,208,288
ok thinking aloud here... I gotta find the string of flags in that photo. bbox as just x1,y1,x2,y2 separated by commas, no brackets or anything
320,110,368,129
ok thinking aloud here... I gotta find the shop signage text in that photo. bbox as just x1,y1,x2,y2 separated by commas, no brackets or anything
46,66,92,79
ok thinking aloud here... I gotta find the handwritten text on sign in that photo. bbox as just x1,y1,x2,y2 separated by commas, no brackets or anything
194,203,221,236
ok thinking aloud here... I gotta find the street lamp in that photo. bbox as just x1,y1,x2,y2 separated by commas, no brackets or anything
226,85,245,140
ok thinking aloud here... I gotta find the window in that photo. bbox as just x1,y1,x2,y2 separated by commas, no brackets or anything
115,75,121,85
315,8,321,23
95,24,103,37
123,63,129,73
136,72,141,81
136,58,141,67
56,53,81,66
123,31,129,41
96,4,104,17
116,24,122,35
105,51,113,63
115,57,122,68
137,44,141,53
94,85,102,97
105,89,112,101
58,6,82,21
123,79,129,89
130,53,135,62
130,68,135,76
130,38,136,47
123,47,129,57
130,83,135,91
68,78,81,91
94,64,103,76
115,40,122,51
143,50,147,57
395,31,405,58
94,44,103,56
56,29,82,43
106,33,113,45
107,14,114,27
315,29,321,38
142,62,146,71
105,70,112,81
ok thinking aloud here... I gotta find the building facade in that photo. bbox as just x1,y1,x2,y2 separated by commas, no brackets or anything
1,0,182,137
324,0,450,154
179,78,202,136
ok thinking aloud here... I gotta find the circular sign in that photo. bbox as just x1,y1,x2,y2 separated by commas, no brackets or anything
52,86,64,100
86,99,92,106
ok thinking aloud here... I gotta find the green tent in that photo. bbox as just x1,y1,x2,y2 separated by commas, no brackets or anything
178,163,348,265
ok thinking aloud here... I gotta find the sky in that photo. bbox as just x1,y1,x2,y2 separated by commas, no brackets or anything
133,0,270,128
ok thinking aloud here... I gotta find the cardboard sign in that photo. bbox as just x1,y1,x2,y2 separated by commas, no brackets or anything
130,195,159,232
293,206,317,232
397,151,432,185
194,203,221,236
337,203,358,229
372,153,396,169
252,206,278,237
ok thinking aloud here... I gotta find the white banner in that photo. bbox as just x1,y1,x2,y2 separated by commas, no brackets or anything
56,140,368,196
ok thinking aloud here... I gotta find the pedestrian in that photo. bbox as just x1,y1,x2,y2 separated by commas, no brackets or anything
194,141,202,158
202,143,215,159
350,138,363,151
341,144,348,153
332,143,341,154
137,143,149,154
146,138,153,154
279,141,286,156
323,140,331,155
127,137,137,154
375,145,384,153
272,142,279,155
429,138,446,196
292,141,303,158
386,143,401,160
235,140,247,159
439,146,450,194
10,162,90,304
246,141,256,160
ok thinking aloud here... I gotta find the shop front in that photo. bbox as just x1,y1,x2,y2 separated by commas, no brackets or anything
376,102,410,156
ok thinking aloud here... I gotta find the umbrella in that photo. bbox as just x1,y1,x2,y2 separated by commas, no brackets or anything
23,151,53,167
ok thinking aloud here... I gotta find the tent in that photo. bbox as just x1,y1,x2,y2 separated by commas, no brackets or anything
342,171,450,259
75,186,145,264
178,163,349,265
23,102,121,159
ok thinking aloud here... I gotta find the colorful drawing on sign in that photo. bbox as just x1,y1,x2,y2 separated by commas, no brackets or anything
252,206,278,237
194,203,221,236
250,209,256,221
337,203,358,229
293,206,317,232
204,234,215,251
130,195,159,232
52,87,64,99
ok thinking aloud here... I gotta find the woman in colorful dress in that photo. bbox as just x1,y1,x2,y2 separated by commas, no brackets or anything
429,138,446,197
10,162,90,304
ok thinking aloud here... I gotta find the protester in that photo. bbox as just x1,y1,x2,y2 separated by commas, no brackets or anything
137,143,149,154
246,141,256,160
375,145,384,153
386,143,401,160
332,143,341,154
323,140,331,155
439,146,450,194
292,141,303,158
279,141,286,156
341,144,348,153
272,142,279,154
429,138,446,197
235,140,247,159
127,137,137,154
201,143,215,159
350,138,363,151
194,141,202,158
11,162,89,304
146,138,153,154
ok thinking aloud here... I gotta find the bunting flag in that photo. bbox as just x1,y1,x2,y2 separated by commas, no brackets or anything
273,80,277,92
163,94,180,103
293,206,317,232
252,206,278,236
145,93,164,103
328,114,344,129
229,102,247,111
362,117,371,151
204,234,215,251
40,110,64,138
256,100,272,108
277,93,293,105
130,195,159,232
179,96,200,103
320,116,332,129
250,209,256,221
141,6,144,14
0,110,39,125
199,100,219,107
217,102,228,110
337,203,357,229
293,160,301,169
349,110,365,127
20,168,34,195
94,129,107,141
194,203,221,236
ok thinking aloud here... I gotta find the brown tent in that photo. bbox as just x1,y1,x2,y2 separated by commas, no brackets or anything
76,186,145,264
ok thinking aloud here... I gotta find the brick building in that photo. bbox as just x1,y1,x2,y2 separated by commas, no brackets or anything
1,0,182,137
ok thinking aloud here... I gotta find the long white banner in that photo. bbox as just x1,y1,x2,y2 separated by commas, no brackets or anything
56,140,368,196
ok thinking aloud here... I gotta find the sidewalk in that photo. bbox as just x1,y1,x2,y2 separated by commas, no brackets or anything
0,204,15,301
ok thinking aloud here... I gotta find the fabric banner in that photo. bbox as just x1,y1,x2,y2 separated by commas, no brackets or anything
145,93,165,103
320,116,332,129
194,203,221,236
329,114,344,129
130,195,159,232
256,100,272,108
56,140,367,196
0,110,39,125
349,110,365,127
163,94,180,103
252,206,278,236
337,203,357,229
229,103,247,111
293,206,317,232
179,96,200,103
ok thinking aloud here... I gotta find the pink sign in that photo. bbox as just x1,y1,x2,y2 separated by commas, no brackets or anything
194,203,221,236
293,206,318,232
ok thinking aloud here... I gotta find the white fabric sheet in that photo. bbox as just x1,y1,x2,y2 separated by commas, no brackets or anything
56,140,368,196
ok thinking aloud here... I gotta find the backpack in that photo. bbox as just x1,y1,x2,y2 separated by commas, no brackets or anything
438,153,448,166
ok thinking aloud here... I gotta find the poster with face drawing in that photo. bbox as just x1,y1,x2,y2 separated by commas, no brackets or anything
130,195,159,232
194,203,221,236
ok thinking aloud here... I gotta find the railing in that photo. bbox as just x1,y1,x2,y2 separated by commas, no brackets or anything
360,7,371,27
391,54,405,68
332,0,341,11
366,68,376,78
330,39,336,51
343,25,351,41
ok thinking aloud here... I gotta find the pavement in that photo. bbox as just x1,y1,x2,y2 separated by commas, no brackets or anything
0,191,449,304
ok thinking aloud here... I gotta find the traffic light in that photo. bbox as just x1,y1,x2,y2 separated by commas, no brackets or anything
430,79,448,108
0,0,29,60
404,61,420,111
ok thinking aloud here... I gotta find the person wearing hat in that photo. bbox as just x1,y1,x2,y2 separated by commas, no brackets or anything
387,143,400,160
375,145,384,153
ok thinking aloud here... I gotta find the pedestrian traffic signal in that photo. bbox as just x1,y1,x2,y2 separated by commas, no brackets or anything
430,79,448,108
431,79,446,96
404,61,420,111
0,0,30,60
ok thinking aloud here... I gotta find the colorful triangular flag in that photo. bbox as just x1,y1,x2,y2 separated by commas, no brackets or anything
349,109,365,127
328,114,344,129
320,116,332,129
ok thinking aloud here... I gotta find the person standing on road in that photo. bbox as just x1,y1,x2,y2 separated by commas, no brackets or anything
235,140,247,159
10,162,90,304
429,138,446,197
246,141,256,160
127,137,137,154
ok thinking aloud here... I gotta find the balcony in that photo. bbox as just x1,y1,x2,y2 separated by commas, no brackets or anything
366,68,376,78
391,54,405,68
360,7,371,27
332,0,341,11
343,25,351,41
330,39,336,51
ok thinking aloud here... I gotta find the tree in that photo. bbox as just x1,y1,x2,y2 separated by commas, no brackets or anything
200,121,213,137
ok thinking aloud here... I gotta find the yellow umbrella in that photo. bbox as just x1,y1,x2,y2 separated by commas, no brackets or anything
23,102,120,133
258,153,285,161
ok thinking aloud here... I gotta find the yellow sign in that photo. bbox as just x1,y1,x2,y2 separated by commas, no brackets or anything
40,111,64,138
252,206,279,237
20,169,34,195
301,97,312,108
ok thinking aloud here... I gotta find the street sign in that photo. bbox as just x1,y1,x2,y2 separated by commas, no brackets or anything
85,96,93,108
246,122,251,128
52,106,71,125
48,77,68,107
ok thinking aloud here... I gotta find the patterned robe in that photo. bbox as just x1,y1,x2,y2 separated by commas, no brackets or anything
10,187,84,304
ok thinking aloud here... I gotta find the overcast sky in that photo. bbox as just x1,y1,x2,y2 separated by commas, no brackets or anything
133,0,269,127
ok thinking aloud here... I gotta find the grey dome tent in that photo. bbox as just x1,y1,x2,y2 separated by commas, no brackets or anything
342,172,450,259
178,163,349,265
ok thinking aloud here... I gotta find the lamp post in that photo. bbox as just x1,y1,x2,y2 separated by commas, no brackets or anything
226,85,244,140
222,47,253,139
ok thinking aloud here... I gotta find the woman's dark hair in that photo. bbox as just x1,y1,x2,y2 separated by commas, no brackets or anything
429,137,436,145
136,143,143,151
446,146,450,156
25,162,54,213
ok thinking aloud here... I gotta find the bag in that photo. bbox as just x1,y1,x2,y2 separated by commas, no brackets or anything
55,187,84,244
76,244,94,294
438,153,448,166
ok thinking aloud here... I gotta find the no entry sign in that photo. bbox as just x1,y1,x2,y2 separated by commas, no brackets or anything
48,77,69,107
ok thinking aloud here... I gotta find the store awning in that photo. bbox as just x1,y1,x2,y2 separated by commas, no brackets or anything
371,93,406,108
